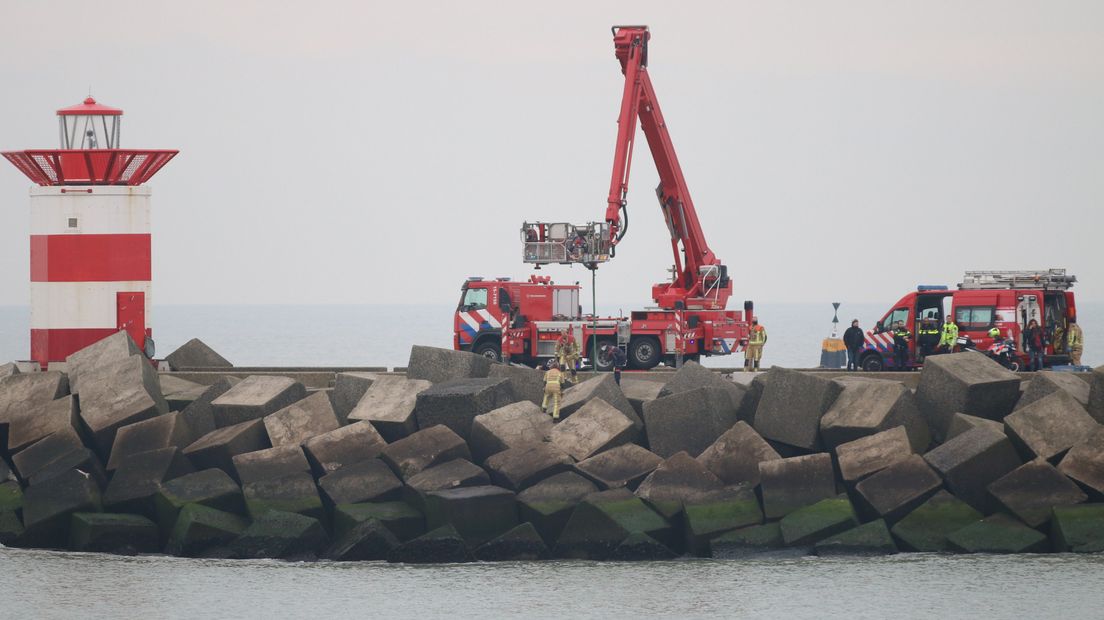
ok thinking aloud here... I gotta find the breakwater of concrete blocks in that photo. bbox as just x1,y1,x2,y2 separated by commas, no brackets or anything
2,333,1104,561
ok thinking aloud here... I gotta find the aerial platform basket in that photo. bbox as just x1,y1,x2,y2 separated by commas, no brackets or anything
522,221,612,268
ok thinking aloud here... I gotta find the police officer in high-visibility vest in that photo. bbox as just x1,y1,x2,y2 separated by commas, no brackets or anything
938,315,959,353
1066,316,1084,366
744,319,767,372
917,318,940,362
892,321,912,369
541,360,565,421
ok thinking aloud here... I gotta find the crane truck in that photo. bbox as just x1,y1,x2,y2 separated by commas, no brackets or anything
453,26,754,370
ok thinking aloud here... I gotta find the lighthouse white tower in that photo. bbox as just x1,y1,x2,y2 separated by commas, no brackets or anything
3,97,177,367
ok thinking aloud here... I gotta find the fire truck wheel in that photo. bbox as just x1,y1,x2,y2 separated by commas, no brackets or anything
628,336,662,370
473,341,502,362
860,353,885,372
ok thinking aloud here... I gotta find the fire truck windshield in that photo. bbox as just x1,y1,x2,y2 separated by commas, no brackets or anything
460,287,487,310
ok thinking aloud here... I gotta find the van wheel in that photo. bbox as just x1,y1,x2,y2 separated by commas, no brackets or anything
861,354,885,372
628,336,662,370
473,341,501,362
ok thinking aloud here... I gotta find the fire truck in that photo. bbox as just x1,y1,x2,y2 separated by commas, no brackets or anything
857,269,1078,371
453,26,754,370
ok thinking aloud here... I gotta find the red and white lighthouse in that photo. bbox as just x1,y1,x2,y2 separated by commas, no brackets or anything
3,97,177,367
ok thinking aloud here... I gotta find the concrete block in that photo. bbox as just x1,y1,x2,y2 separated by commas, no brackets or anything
485,443,572,491
10,427,85,481
947,513,1049,553
1088,366,1104,424
915,352,1021,442
516,471,598,544
404,459,490,506
424,485,518,546
854,454,942,523
779,496,859,546
263,391,340,447
0,372,69,436
635,451,725,519
576,444,662,490
26,447,108,490
620,378,665,419
387,523,473,563
332,372,378,423
1059,427,1104,496
0,481,22,515
550,398,637,461
609,532,677,561
752,368,842,451
1018,371,1090,412
820,379,930,452
318,459,403,506
78,355,169,456
160,375,208,411
474,522,550,561
1004,390,1099,462
69,512,159,554
183,419,271,475
945,413,1005,441
710,522,787,558
154,469,244,535
555,491,672,559
164,338,232,370
301,421,387,478
890,490,983,552
1051,504,1104,552
178,376,240,440
814,519,897,556
643,388,740,458
332,501,425,541
0,508,24,545
406,345,493,384
560,374,643,431
230,510,328,559
107,411,193,471
696,421,780,486
5,395,78,456
923,426,1023,514
413,378,514,441
210,375,306,428
658,361,753,421
242,472,324,521
0,362,18,381
231,444,311,484
102,447,194,518
835,426,913,483
683,486,764,556
379,425,471,479
988,461,1087,528
166,503,248,557
469,401,552,463
21,468,102,548
487,364,544,405
326,518,401,561
348,376,431,442
758,453,837,519
64,330,140,394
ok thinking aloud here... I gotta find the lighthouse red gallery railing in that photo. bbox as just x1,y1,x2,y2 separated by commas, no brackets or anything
1,149,178,186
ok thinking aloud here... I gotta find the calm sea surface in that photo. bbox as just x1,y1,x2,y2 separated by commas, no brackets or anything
0,302,1099,368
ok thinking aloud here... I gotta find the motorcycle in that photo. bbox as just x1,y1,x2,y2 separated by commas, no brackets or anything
956,335,1021,372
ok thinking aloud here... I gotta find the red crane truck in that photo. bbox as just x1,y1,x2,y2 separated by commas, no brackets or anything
453,26,754,370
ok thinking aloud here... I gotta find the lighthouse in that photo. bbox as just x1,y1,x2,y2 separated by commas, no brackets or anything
2,97,178,367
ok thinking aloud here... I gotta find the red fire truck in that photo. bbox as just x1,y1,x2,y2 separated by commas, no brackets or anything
857,269,1078,371
452,26,754,370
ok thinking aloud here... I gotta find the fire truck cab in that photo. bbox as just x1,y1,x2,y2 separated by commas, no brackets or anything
858,269,1077,371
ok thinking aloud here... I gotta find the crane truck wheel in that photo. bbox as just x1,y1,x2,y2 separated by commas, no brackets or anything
473,341,502,363
860,353,885,372
628,336,662,370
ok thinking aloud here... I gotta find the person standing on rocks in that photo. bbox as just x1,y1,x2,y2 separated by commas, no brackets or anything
541,361,565,421
938,315,959,353
744,319,767,372
843,319,864,371
1066,316,1084,366
608,344,628,385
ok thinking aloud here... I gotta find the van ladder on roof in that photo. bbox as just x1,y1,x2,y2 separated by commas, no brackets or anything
958,269,1076,291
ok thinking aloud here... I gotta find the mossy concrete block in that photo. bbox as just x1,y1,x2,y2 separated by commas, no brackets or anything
1051,504,1104,552
242,472,324,521
683,487,763,556
379,425,471,479
658,361,753,422
835,426,913,483
635,452,724,520
987,461,1087,528
263,391,340,448
414,378,514,442
821,379,929,452
0,509,24,545
64,331,137,394
0,480,23,512
183,419,270,476
333,500,424,541
890,490,983,552
1058,426,1104,496
487,364,545,406
560,373,642,431
609,532,677,561
485,443,572,492
550,398,637,461
915,352,1020,442
103,447,194,518
166,503,248,557
1004,391,1099,462
945,413,1005,441
406,345,493,385
469,401,552,463
231,444,311,485
758,453,837,519
331,372,378,423
230,510,328,559
164,338,232,370
923,426,1022,514
643,387,740,459
154,469,244,535
348,376,431,442
78,355,169,456
696,421,779,487
211,375,306,428
947,513,1049,553
576,444,662,490
814,519,897,556
1016,371,1090,411
752,368,842,451
21,468,102,548
69,512,159,553
517,471,598,544
474,522,550,561
424,485,517,546
779,496,859,547
555,492,672,560
388,523,473,564
6,394,79,455
318,459,403,506
107,411,193,471
302,421,387,478
325,518,400,561
178,377,240,440
710,522,786,558
854,454,942,523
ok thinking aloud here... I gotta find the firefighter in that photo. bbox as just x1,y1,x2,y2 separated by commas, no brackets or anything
744,319,767,371
541,360,565,421
938,316,959,353
556,327,581,382
916,318,940,362
892,320,911,370
1066,316,1084,366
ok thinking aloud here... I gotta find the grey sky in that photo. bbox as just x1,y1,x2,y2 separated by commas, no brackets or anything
1,1,1102,308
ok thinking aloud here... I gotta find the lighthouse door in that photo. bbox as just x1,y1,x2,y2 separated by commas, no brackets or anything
116,291,146,350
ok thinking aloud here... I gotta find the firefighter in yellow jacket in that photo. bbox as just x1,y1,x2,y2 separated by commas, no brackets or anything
744,319,767,372
1066,316,1084,366
541,361,566,421
555,327,581,383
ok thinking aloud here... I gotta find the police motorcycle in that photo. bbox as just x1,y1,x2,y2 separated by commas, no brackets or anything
956,332,1021,372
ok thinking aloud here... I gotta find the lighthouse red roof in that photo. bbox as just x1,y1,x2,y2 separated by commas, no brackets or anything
57,97,123,116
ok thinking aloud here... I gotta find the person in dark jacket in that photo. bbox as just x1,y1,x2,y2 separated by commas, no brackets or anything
892,321,912,369
843,319,864,371
609,345,628,385
1023,318,1046,371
